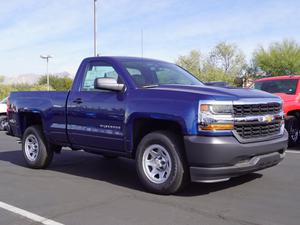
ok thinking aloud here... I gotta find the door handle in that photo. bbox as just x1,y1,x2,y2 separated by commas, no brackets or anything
73,98,83,104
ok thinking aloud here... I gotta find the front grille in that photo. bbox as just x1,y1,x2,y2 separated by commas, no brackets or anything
233,103,281,116
234,121,281,139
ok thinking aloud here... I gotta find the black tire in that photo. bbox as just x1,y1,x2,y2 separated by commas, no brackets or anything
286,116,300,147
0,115,7,131
22,125,53,169
136,131,188,195
50,144,62,153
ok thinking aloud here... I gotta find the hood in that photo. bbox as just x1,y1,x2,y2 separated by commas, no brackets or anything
273,93,297,102
149,85,280,101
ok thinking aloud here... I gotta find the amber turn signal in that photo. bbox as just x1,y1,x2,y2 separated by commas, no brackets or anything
200,104,209,112
200,124,234,131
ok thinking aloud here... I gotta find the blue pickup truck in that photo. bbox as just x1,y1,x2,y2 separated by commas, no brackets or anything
7,57,288,194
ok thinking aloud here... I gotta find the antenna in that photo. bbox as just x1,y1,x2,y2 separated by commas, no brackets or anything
94,0,98,56
141,29,144,58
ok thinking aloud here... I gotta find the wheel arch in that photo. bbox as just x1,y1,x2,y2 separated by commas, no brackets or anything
287,110,300,118
130,117,186,158
18,111,44,137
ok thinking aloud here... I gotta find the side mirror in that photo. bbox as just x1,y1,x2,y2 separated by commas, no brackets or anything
94,78,125,92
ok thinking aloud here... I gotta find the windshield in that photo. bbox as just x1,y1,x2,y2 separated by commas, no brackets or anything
120,59,203,87
254,79,298,95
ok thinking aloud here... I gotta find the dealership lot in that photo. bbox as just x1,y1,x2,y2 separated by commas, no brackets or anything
0,132,299,225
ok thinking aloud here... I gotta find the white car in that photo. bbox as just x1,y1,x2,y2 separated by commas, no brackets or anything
0,97,8,131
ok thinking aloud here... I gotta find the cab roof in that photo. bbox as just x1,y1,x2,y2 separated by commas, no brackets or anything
83,56,170,64
255,75,300,82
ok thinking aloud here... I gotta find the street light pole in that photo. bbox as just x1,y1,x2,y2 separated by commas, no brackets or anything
40,55,53,91
94,0,98,56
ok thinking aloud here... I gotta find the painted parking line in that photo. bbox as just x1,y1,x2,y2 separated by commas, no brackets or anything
0,201,64,225
286,150,300,154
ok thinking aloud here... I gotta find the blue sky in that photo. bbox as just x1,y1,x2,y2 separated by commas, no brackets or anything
0,0,299,76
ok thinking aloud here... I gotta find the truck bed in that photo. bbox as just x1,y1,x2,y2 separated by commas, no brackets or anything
8,91,70,145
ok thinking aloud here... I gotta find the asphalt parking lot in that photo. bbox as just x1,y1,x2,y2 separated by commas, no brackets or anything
0,132,299,225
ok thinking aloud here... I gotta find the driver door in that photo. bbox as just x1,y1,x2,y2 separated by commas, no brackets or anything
67,61,126,152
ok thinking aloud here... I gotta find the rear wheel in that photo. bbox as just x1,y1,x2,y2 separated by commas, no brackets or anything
286,116,300,147
0,116,7,131
136,131,188,194
22,126,53,169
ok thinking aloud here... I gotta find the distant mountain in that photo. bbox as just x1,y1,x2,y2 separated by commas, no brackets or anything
3,72,73,85
4,74,40,85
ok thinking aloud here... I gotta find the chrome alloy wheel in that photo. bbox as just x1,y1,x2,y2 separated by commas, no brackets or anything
290,125,299,142
142,144,172,184
0,119,6,130
24,134,39,161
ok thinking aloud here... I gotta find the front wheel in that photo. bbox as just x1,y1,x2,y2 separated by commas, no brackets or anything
286,116,300,147
22,126,53,169
136,131,188,195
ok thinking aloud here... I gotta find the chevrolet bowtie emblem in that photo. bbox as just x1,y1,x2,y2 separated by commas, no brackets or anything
260,115,274,123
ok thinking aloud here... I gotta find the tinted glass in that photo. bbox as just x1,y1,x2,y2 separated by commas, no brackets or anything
254,79,298,95
120,60,203,87
0,98,7,104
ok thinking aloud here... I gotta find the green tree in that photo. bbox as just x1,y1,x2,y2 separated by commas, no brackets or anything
176,42,246,85
254,40,300,76
0,83,51,99
239,60,266,87
207,42,246,82
0,76,4,83
0,75,72,99
176,50,202,77
38,75,73,91
201,63,236,84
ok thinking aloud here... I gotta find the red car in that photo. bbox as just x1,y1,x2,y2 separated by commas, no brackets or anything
254,76,300,146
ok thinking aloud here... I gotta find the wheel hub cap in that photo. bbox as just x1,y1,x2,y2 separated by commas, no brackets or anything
142,144,172,184
291,127,299,142
0,120,5,129
24,134,39,161
155,157,167,170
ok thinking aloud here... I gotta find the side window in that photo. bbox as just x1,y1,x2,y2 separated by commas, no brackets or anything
127,68,142,76
82,62,122,91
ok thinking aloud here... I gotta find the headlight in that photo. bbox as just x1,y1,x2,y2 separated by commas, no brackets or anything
198,103,234,131
201,104,233,115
